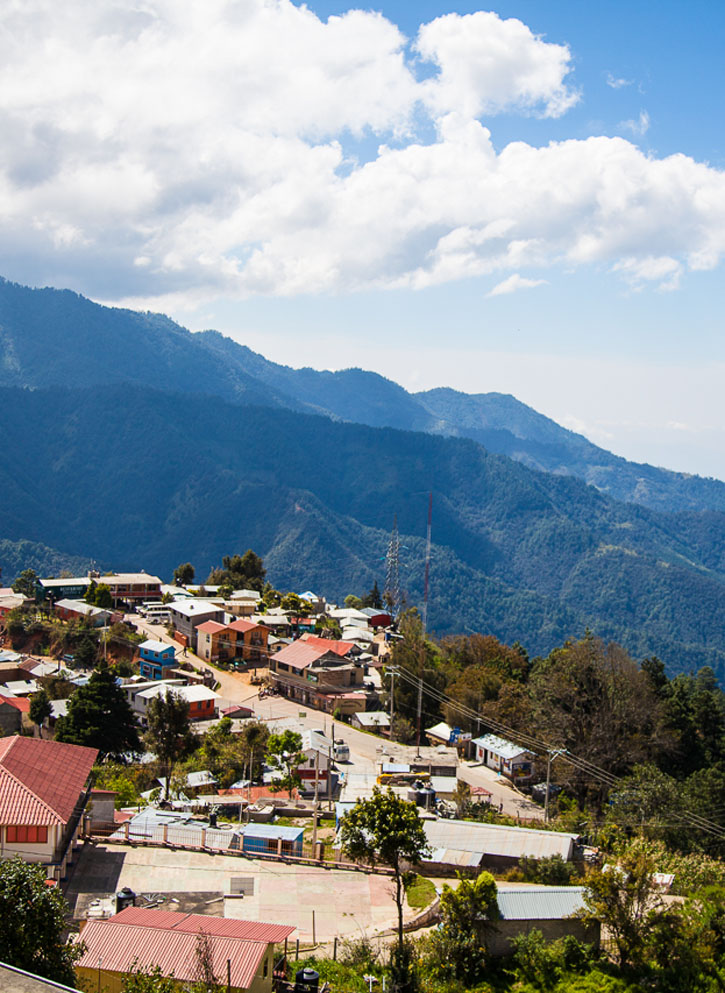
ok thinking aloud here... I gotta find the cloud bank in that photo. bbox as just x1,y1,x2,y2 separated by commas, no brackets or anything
1,0,724,306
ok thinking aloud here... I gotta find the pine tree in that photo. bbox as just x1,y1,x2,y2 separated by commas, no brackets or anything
55,664,141,758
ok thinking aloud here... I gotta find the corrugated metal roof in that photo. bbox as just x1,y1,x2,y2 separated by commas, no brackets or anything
272,642,324,670
299,636,356,656
471,734,532,761
0,737,97,826
111,907,295,943
241,823,304,841
77,921,268,987
426,722,453,741
423,818,575,861
0,694,30,712
496,887,587,920
228,618,262,634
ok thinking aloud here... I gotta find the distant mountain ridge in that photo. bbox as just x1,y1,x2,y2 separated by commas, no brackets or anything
1,276,722,513
1,383,725,681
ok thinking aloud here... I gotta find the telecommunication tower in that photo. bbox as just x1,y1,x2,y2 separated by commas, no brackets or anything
384,515,402,619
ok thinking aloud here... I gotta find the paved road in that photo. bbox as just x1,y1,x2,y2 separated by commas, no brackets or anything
129,615,545,821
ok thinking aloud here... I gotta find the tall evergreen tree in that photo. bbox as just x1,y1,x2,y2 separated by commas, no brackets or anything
55,664,141,758
29,687,52,731
145,690,197,800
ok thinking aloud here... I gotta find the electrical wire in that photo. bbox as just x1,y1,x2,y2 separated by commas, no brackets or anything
391,663,725,841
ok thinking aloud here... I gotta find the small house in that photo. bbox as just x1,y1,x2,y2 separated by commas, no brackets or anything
137,639,177,680
472,733,535,785
352,711,391,734
0,736,97,879
76,907,295,993
0,693,30,734
486,887,599,956
239,823,304,858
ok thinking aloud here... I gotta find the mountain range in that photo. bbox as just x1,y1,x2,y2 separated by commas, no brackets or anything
1,276,724,680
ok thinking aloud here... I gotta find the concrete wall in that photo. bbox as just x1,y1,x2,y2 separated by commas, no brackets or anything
0,701,21,735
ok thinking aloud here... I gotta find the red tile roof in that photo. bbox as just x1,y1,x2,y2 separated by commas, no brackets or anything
0,694,30,713
196,620,228,635
0,737,97,826
300,635,356,656
112,907,295,943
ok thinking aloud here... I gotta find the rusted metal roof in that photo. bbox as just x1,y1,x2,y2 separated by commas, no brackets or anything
0,737,97,826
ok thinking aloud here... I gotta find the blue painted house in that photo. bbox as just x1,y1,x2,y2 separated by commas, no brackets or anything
239,823,304,857
138,639,176,679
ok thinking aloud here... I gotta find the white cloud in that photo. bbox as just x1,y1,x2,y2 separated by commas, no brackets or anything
620,110,650,136
0,0,724,306
605,72,632,89
416,11,579,119
487,273,548,296
612,256,682,291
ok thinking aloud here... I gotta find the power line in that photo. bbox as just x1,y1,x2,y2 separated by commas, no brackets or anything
391,663,725,841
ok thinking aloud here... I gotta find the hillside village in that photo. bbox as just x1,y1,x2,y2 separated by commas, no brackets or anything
0,559,724,993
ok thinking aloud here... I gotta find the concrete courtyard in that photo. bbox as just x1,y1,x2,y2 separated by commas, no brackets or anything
65,841,419,943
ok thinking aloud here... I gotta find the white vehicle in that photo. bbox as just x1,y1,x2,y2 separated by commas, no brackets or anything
333,742,350,762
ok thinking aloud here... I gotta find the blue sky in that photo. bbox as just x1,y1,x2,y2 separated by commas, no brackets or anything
1,0,724,478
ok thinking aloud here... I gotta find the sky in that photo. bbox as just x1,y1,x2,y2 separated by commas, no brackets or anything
2,0,725,479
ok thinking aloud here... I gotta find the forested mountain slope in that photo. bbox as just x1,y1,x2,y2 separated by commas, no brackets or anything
1,276,724,513
1,384,724,680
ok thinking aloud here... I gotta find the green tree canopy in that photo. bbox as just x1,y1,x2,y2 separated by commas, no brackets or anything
340,787,430,965
0,857,83,985
265,729,304,798
529,635,671,803
427,871,500,985
94,582,113,609
145,690,197,800
206,550,265,592
11,568,38,599
55,663,141,758
361,581,383,609
29,687,52,729
173,562,195,586
581,851,666,971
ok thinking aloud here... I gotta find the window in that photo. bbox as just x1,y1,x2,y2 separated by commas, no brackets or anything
6,825,48,844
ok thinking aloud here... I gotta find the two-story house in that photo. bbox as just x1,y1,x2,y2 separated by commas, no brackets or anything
268,639,367,715
0,737,98,879
137,639,177,680
127,680,220,724
168,600,225,651
195,618,269,665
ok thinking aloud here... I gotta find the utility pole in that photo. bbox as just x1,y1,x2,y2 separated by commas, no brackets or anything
388,666,398,734
312,749,319,849
415,672,423,759
544,748,565,822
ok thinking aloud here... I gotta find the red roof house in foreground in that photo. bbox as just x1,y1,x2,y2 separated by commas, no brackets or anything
77,907,295,993
0,736,97,879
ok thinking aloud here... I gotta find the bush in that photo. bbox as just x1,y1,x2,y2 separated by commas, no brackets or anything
520,854,577,885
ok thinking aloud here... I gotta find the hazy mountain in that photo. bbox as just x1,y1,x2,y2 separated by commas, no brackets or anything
1,276,723,513
2,383,725,680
